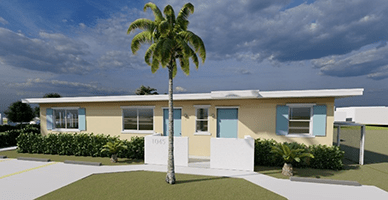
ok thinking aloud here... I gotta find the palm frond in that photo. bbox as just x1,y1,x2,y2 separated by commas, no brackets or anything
161,38,175,67
163,5,176,25
144,43,157,66
143,2,164,22
127,19,156,34
178,56,190,76
189,48,199,69
177,3,194,30
179,31,206,63
131,31,153,54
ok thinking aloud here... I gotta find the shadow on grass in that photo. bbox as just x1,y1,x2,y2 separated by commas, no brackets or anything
339,144,388,164
175,176,229,184
116,159,143,164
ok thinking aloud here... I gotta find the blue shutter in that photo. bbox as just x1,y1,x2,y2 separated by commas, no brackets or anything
313,105,327,136
78,108,86,131
46,108,53,130
276,105,289,135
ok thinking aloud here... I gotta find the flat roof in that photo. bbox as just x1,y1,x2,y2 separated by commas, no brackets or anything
22,88,364,104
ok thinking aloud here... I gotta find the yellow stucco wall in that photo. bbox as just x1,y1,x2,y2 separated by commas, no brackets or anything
40,97,335,157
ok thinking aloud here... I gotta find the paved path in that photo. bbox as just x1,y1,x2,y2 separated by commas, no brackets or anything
0,158,387,200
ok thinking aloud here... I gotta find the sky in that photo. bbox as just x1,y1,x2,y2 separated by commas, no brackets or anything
1,0,388,113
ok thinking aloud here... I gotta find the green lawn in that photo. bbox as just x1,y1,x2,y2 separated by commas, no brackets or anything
38,171,286,200
337,125,388,130
0,150,143,166
255,161,388,192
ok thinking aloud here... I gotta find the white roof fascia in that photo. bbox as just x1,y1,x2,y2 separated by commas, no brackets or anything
258,88,364,98
21,88,364,104
210,90,260,98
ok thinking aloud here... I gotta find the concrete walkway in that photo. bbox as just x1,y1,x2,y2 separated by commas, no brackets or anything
0,158,387,199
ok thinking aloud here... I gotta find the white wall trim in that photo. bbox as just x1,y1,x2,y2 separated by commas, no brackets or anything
215,106,240,109
193,105,211,108
51,129,80,132
51,107,79,110
286,103,316,107
194,132,211,136
121,130,154,134
285,134,315,138
120,106,155,109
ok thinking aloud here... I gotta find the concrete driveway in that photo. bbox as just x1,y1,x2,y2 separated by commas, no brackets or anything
1,158,388,200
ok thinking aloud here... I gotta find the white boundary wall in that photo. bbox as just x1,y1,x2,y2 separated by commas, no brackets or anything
210,136,254,171
145,135,189,166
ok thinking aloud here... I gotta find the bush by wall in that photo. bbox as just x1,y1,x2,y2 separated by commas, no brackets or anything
0,125,40,148
255,138,344,170
16,132,144,160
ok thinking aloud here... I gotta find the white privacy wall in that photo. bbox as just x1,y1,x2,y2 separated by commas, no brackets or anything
145,135,189,166
210,137,255,171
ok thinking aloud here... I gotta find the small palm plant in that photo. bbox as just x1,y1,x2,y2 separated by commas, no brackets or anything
101,140,127,163
271,143,314,176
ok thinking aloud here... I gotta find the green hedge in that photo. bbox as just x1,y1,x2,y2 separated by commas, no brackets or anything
255,138,344,170
16,132,144,159
0,125,40,148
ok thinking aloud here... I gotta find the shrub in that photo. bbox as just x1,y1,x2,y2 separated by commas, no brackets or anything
255,138,344,170
16,132,144,160
308,145,344,170
0,125,40,148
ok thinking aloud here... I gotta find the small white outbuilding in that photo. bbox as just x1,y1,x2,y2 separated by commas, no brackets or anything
335,106,388,125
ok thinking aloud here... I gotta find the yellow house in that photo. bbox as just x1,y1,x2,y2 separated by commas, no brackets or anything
22,88,363,157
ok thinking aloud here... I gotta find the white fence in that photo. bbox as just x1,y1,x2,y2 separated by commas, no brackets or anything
144,135,189,167
210,136,255,171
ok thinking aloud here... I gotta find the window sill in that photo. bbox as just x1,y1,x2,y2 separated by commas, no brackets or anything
285,134,315,138
194,132,211,136
51,129,80,132
121,130,154,134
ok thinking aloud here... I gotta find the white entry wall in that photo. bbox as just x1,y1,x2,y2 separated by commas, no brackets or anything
144,135,189,166
210,136,255,171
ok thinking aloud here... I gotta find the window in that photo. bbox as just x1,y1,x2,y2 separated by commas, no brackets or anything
53,109,78,129
194,105,210,134
122,107,154,132
288,105,312,135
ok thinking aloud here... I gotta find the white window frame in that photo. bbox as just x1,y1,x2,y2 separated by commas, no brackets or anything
121,106,155,134
194,105,211,136
286,104,315,138
52,107,80,132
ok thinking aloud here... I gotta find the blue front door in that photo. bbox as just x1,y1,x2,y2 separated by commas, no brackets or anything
163,108,182,136
217,108,238,138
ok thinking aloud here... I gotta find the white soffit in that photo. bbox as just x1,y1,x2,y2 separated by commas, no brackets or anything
21,88,364,104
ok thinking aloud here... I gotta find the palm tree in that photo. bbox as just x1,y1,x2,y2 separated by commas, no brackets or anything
136,85,158,95
271,143,314,176
127,2,206,184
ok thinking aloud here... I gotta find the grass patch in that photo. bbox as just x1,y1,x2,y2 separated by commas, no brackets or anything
38,171,286,200
0,150,143,166
255,161,388,192
336,125,388,130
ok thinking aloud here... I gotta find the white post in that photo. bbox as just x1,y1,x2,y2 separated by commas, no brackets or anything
359,125,365,165
337,126,341,147
0,113,2,125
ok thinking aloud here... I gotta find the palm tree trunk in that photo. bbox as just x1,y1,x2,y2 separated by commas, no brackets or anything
165,66,176,184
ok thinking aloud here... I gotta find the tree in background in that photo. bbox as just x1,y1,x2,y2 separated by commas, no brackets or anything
136,85,159,95
127,2,206,184
43,93,61,98
4,101,34,124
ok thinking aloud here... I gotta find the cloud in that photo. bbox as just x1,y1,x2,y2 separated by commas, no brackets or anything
0,28,92,74
79,23,86,28
97,50,146,70
165,0,388,63
312,42,388,80
0,17,8,25
175,86,187,92
10,78,128,96
237,69,252,75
